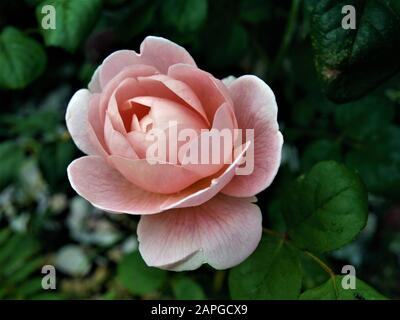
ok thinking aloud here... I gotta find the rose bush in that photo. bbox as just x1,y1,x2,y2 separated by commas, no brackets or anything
66,36,283,271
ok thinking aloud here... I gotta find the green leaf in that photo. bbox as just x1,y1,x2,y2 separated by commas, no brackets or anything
172,277,206,300
1,110,60,137
229,233,302,300
310,0,400,102
299,252,330,291
0,27,46,89
117,251,167,296
0,141,24,189
300,276,387,300
161,0,208,33
0,232,43,299
203,22,248,68
17,277,43,298
345,125,400,198
36,0,102,52
39,139,76,191
334,95,395,140
333,94,399,198
0,234,28,267
2,237,39,276
238,0,270,24
301,139,341,172
0,229,12,246
283,161,368,253
7,257,43,284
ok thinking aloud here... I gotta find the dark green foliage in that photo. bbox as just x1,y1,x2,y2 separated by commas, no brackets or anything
0,0,399,300
36,0,103,52
283,161,368,253
117,251,167,296
229,233,302,299
300,276,387,300
310,0,400,102
0,27,46,89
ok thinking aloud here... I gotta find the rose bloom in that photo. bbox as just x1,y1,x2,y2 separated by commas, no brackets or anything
66,36,283,271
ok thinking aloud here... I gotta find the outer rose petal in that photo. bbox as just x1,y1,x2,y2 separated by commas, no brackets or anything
137,194,262,271
67,156,175,214
139,36,197,74
67,143,250,215
88,66,101,93
222,75,283,197
88,94,110,156
99,36,196,87
108,156,202,194
65,89,98,155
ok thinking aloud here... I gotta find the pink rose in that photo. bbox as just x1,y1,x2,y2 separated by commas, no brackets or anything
66,36,283,271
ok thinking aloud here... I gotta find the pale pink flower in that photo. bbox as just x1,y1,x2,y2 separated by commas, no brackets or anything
66,36,283,271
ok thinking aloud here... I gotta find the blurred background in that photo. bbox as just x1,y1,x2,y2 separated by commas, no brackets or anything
0,0,399,299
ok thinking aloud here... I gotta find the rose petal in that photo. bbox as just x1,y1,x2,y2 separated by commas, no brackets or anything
65,89,98,155
168,64,235,123
67,142,250,215
222,75,283,197
99,36,196,88
88,66,102,93
130,96,207,130
221,75,237,86
126,131,151,158
161,141,251,210
109,156,202,194
137,194,262,271
88,94,110,156
104,115,138,159
67,156,177,214
95,65,158,142
139,74,209,125
99,50,142,88
139,36,196,74
90,65,158,138
179,103,236,177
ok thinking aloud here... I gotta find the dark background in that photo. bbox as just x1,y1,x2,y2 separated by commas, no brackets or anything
0,0,399,299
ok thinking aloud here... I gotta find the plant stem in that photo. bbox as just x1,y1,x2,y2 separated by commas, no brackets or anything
213,270,226,293
303,250,335,278
262,227,286,239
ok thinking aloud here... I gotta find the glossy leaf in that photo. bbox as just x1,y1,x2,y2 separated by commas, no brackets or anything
300,276,387,300
36,0,102,52
172,277,205,300
117,251,167,296
229,234,302,300
0,27,46,89
310,0,400,102
283,161,368,253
